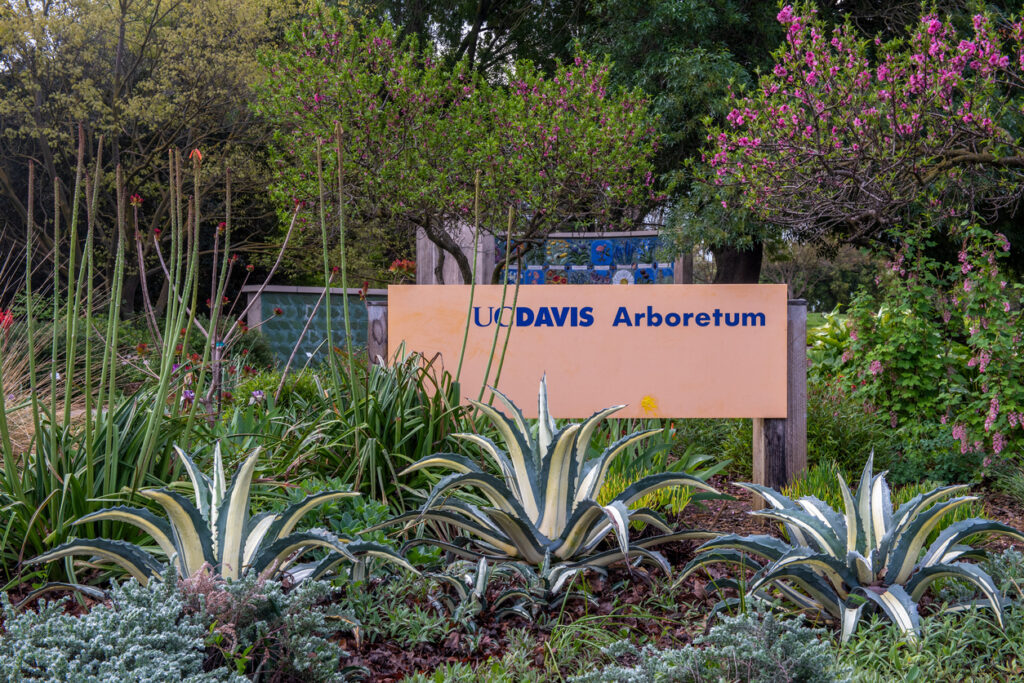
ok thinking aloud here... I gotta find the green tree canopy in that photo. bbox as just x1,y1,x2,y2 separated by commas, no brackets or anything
256,11,659,284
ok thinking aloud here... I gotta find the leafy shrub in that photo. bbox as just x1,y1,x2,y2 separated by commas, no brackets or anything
570,609,846,683
180,570,357,681
0,575,241,682
839,604,1024,682
338,573,451,647
805,380,898,478
837,225,1024,472
230,369,322,413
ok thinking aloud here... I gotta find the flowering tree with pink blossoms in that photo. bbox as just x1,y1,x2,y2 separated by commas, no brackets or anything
257,13,658,284
702,3,1024,244
700,3,1024,475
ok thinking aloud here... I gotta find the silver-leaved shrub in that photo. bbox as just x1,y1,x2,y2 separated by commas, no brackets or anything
570,610,847,683
0,576,242,682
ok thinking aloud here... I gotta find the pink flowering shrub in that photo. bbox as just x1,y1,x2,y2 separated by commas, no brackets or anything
700,3,1024,242
839,223,1024,475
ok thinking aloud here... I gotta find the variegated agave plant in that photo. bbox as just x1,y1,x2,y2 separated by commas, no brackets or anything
382,377,718,571
682,455,1024,641
34,445,413,583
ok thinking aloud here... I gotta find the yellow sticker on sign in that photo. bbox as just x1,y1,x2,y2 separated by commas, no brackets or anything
388,284,788,418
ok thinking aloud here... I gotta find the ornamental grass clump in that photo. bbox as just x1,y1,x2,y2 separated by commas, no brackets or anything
682,455,1024,641
379,377,718,571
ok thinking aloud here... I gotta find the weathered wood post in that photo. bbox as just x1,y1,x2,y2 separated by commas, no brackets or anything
366,299,388,365
752,299,808,489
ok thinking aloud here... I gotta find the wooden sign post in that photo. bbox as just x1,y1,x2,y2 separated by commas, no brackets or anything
752,299,807,488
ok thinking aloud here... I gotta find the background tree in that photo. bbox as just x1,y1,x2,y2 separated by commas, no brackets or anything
348,0,587,76
256,12,658,285
582,0,783,282
0,0,298,312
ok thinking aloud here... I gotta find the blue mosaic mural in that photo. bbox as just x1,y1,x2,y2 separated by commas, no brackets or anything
495,233,674,285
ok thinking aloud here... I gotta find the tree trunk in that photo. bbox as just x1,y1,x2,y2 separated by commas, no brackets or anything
712,241,764,284
418,216,474,284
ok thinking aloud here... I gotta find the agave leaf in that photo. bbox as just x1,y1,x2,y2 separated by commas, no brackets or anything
568,545,671,574
884,496,980,585
537,423,582,539
75,507,179,574
14,582,109,610
422,471,526,519
627,507,673,534
175,445,211,520
402,537,510,562
138,489,213,574
249,529,356,577
870,472,894,550
795,496,847,544
575,429,660,503
485,508,553,563
243,512,280,567
633,529,719,549
434,437,519,496
374,508,519,556
345,540,418,574
485,385,535,453
920,519,1024,568
32,539,165,584
891,484,970,532
268,491,360,541
401,452,487,477
756,564,844,619
690,534,793,565
536,375,556,461
557,500,614,558
465,400,538,516
602,500,633,561
840,602,867,643
493,588,532,609
571,405,626,491
760,550,857,596
836,473,864,555
216,450,260,580
852,584,921,638
748,508,845,559
736,482,810,547
680,548,765,577
847,550,874,585
855,455,876,552
906,562,1005,626
211,442,226,523
609,472,718,510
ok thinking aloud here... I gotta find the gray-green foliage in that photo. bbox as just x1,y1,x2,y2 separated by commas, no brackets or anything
571,610,846,683
338,573,450,647
840,604,1024,682
0,577,242,682
182,571,354,682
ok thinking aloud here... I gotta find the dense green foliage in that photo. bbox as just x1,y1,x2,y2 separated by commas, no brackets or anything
571,610,845,683
255,11,658,284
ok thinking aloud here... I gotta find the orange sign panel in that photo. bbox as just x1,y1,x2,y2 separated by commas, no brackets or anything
388,284,788,418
